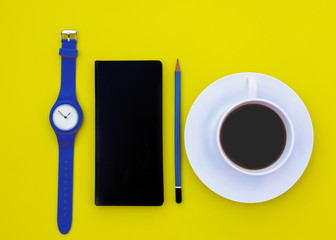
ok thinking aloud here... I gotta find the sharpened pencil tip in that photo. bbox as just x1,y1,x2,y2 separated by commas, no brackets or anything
175,59,180,72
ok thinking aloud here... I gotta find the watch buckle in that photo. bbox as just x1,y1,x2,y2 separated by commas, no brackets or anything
61,30,77,42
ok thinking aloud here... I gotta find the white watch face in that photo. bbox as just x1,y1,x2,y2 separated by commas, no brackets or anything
52,104,79,131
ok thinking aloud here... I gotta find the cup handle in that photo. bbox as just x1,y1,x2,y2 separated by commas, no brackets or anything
247,76,258,99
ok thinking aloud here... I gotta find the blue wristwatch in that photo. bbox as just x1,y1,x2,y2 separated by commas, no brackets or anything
49,30,83,234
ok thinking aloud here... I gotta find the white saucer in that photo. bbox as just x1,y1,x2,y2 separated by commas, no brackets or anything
184,72,314,203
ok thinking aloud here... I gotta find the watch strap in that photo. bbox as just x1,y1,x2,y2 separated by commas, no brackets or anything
56,134,75,234
58,38,78,100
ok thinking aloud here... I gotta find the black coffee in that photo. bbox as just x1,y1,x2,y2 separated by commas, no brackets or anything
220,104,286,170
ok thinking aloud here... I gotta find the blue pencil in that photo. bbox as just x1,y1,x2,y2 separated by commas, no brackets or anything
175,59,182,203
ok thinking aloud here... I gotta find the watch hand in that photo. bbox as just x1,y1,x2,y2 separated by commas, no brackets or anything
66,112,71,117
58,110,66,118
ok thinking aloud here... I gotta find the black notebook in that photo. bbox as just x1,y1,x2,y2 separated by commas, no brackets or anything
95,61,163,206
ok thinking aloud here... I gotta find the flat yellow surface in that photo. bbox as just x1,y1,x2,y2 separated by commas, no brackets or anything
1,0,335,239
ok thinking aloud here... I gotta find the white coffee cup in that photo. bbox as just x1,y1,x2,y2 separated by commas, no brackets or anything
216,76,295,176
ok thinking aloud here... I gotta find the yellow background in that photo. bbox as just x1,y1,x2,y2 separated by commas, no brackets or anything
1,0,335,239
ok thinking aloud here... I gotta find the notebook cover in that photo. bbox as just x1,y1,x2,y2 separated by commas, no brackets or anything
95,61,163,206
